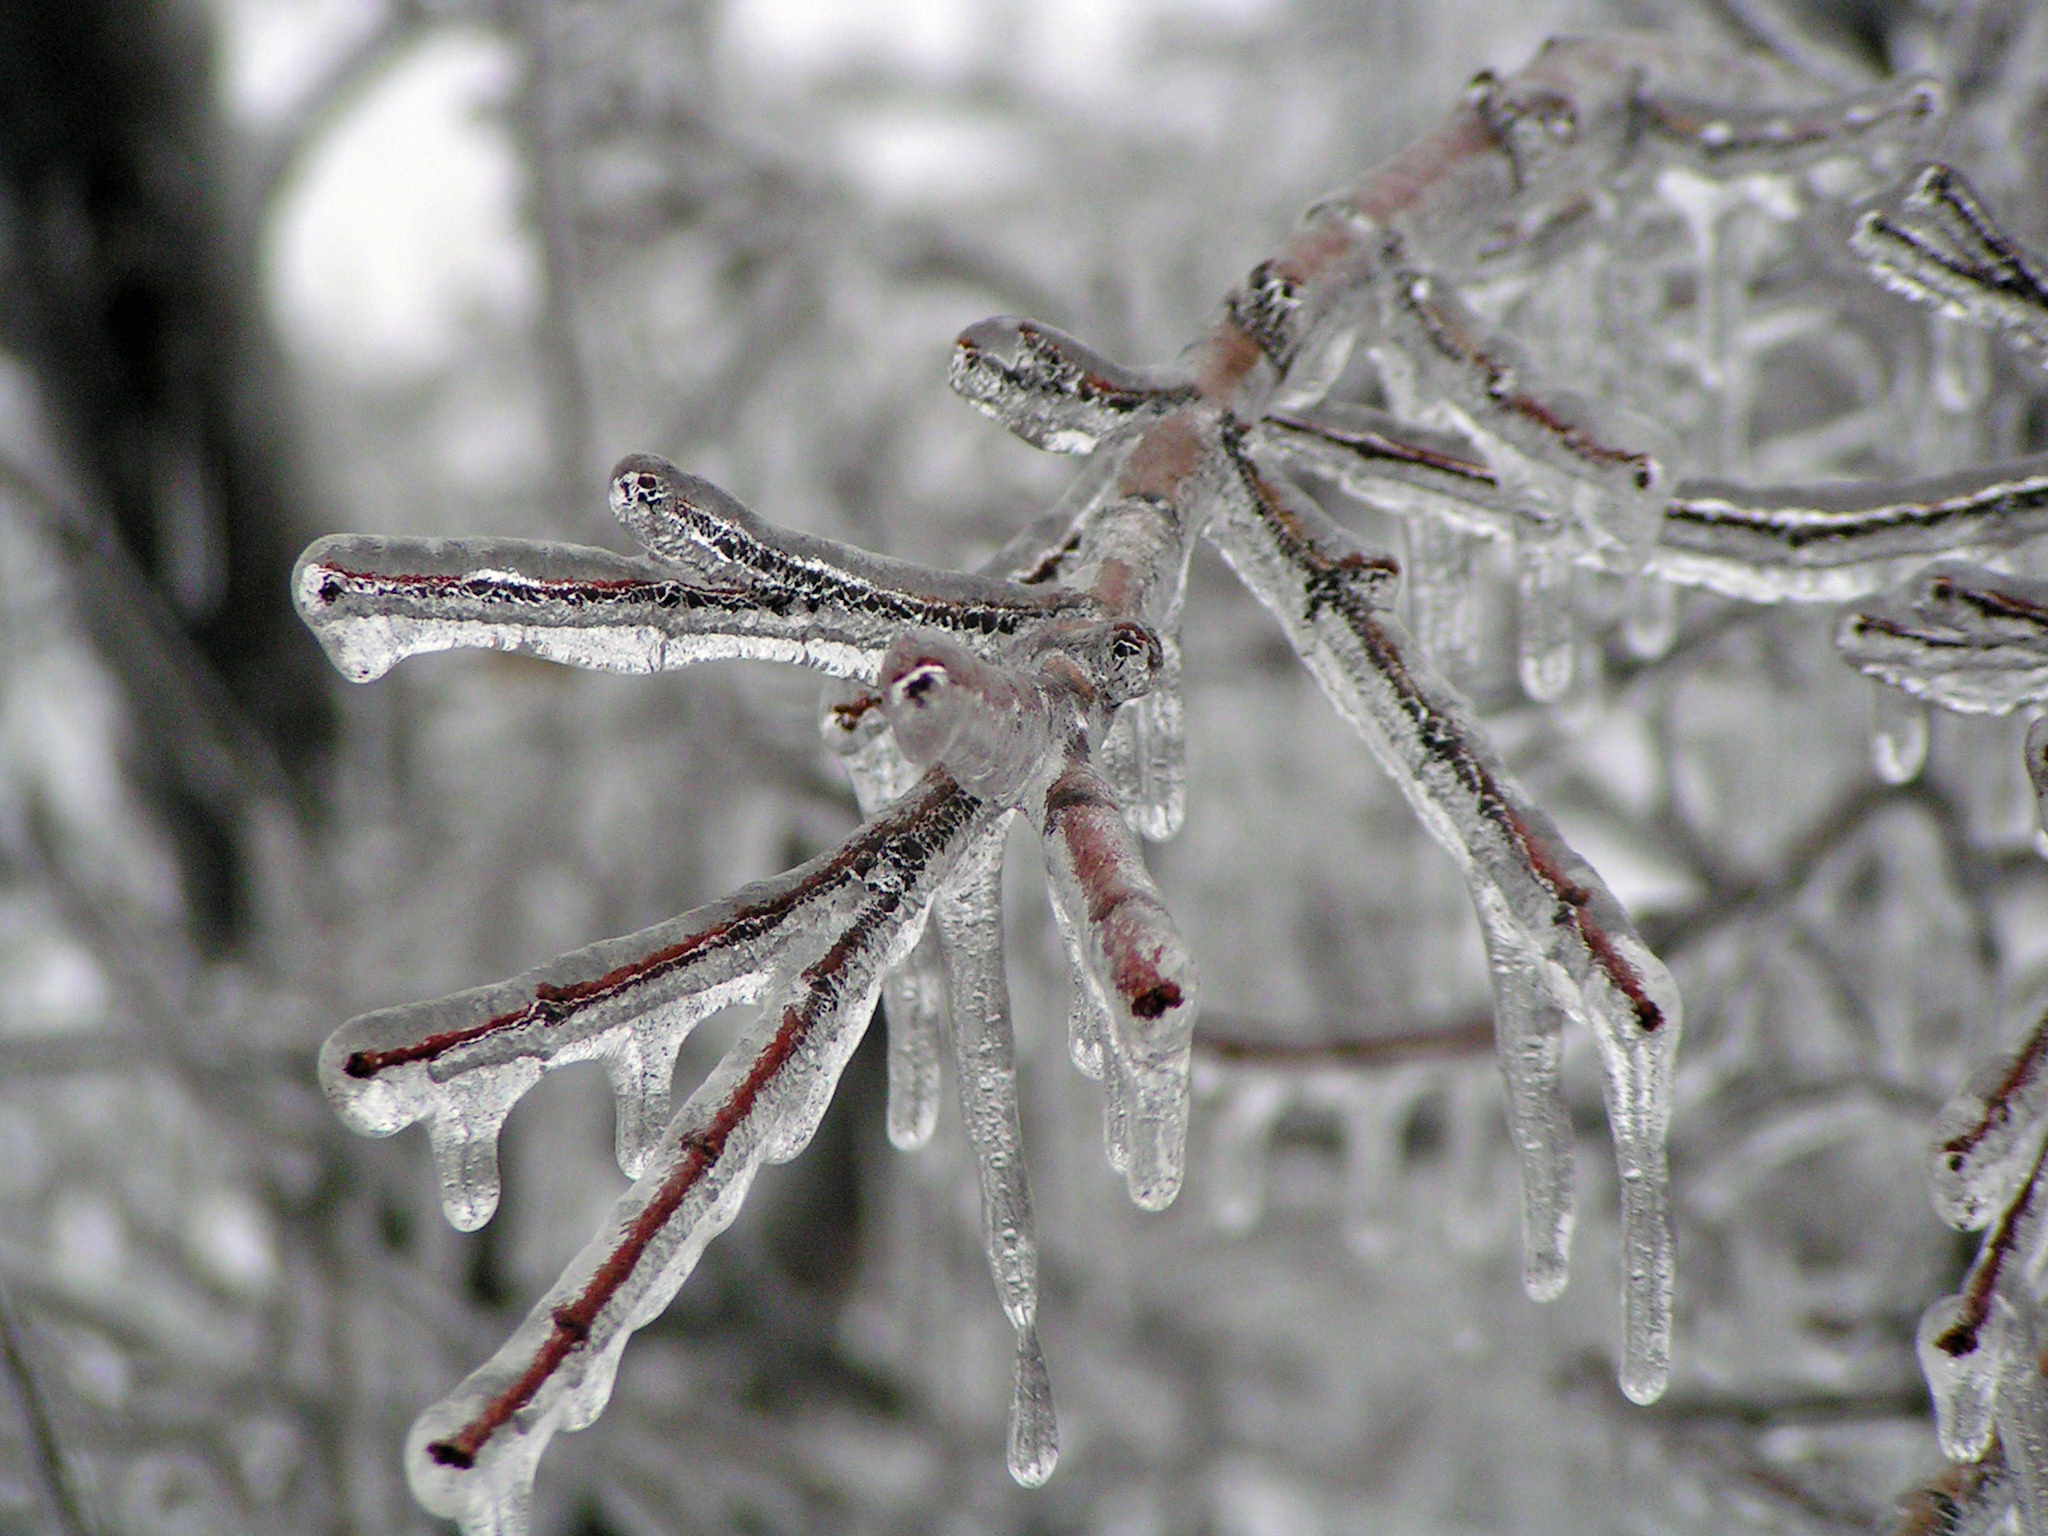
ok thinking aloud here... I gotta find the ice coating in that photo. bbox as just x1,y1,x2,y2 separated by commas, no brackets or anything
401,776,992,1533
1840,562,2048,714
607,455,1094,665
879,632,1060,806
1660,463,2048,604
1639,75,1939,173
1930,1020,2048,1231
949,316,1196,455
1265,400,2048,607
294,534,880,683
1920,1292,2007,1461
1855,163,2048,358
1205,434,1678,1400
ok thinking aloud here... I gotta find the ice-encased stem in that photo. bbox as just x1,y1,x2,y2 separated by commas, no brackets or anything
1483,922,1577,1302
1206,437,1679,1402
1841,561,2048,715
1882,1447,2013,1536
1854,162,2048,358
1037,747,1199,1211
1932,1028,2048,1230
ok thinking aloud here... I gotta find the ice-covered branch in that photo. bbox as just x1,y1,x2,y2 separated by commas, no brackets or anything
1856,163,2048,358
1201,429,1678,1399
399,772,993,1532
1839,561,2048,713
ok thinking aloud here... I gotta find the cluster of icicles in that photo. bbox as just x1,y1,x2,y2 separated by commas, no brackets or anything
286,32,2048,1536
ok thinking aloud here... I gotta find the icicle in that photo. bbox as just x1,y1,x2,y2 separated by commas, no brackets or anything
1920,1292,2007,1460
1007,1326,1059,1487
1405,518,1480,677
1334,1071,1433,1262
1621,568,1678,660
1872,681,1931,784
1516,532,1577,702
603,1023,678,1178
1097,642,1187,842
1484,925,1576,1301
1438,1071,1503,1256
427,1085,520,1232
1208,1074,1291,1234
1932,311,1993,416
881,938,946,1151
934,831,1041,1331
823,684,950,1152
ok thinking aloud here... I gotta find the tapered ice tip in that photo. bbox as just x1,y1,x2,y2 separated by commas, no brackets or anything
1007,1327,1059,1488
1618,1350,1669,1406
1521,1243,1570,1304
1918,1293,2001,1461
1871,682,1929,785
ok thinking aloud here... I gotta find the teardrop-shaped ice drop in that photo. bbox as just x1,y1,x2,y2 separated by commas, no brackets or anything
1007,1326,1059,1487
1872,681,1930,785
1621,569,1677,661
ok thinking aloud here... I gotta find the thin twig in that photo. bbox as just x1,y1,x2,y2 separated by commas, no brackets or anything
0,1271,95,1536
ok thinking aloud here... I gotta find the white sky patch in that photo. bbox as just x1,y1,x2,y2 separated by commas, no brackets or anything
836,109,1040,207
265,28,537,380
212,0,390,127
723,0,984,83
